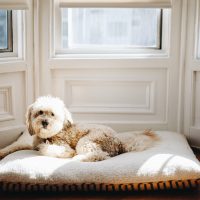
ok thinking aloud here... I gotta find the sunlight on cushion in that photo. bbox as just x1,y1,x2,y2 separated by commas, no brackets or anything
137,153,200,177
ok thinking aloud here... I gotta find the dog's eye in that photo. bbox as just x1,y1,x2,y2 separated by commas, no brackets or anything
51,112,54,116
39,110,43,115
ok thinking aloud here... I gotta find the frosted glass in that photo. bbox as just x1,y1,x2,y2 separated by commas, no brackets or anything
61,8,161,49
0,10,7,50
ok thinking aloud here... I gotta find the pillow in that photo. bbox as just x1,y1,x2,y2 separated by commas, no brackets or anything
0,131,199,192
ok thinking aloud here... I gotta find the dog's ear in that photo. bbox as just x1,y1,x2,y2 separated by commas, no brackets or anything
63,107,73,128
26,104,35,135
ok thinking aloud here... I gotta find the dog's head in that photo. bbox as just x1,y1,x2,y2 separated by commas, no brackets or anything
26,96,73,138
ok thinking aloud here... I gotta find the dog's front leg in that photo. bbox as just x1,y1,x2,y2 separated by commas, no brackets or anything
0,130,33,159
37,143,75,158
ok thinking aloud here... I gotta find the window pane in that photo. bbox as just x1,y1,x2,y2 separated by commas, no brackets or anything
61,8,161,49
0,10,8,49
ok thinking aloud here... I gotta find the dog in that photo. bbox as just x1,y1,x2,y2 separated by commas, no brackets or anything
0,96,158,162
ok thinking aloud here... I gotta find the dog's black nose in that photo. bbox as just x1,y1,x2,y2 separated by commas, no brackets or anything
42,120,48,128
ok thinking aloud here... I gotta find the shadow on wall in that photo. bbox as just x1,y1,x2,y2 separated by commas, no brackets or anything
0,128,25,149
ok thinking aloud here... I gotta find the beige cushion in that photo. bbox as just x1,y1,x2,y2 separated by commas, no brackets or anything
0,131,199,192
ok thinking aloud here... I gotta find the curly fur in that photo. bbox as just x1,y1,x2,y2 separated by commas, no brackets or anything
0,96,159,162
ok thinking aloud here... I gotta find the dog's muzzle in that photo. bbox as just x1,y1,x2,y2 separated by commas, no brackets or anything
42,120,49,128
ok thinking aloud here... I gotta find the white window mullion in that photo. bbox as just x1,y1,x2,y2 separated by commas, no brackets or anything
59,0,172,8
68,8,73,48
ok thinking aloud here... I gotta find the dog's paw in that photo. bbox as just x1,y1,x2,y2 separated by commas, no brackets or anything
73,152,110,162
38,143,75,158
72,154,87,161
57,151,75,158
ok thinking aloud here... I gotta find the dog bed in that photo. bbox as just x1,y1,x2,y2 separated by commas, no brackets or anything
0,131,199,192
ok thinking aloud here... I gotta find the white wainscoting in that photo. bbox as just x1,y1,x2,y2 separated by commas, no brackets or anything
194,72,200,129
52,69,168,129
0,86,13,121
184,0,200,148
0,72,25,127
0,72,29,148
189,72,200,147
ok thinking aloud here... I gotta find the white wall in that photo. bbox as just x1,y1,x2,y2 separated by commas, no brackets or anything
0,0,200,148
184,0,200,148
0,1,34,148
38,0,184,132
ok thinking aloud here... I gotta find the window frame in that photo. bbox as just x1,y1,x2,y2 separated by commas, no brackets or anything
52,0,171,58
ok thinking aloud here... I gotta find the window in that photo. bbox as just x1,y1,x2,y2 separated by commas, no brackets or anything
53,6,170,55
0,10,13,53
0,9,24,59
61,8,162,50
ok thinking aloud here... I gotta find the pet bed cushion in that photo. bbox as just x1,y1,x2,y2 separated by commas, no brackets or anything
0,131,199,192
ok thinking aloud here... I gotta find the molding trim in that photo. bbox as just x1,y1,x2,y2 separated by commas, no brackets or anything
49,59,170,70
65,79,155,114
0,86,14,121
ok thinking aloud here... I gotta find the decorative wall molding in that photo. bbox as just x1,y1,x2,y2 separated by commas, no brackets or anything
0,86,14,121
51,67,168,125
65,80,155,114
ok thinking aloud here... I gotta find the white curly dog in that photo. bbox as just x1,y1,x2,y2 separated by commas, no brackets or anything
0,96,158,162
